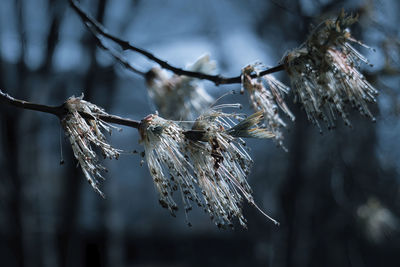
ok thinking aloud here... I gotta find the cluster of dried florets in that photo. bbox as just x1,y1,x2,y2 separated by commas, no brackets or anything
139,114,202,220
357,198,399,243
145,54,215,120
241,64,295,147
61,95,121,197
139,107,278,228
282,10,377,129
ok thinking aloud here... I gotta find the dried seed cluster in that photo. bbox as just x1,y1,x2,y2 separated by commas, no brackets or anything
241,64,295,147
139,108,277,228
283,10,378,129
139,114,202,221
146,54,215,120
61,95,121,197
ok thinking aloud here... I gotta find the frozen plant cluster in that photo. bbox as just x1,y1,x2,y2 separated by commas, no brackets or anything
146,54,215,121
282,10,377,129
61,95,121,197
241,64,295,148
139,107,278,228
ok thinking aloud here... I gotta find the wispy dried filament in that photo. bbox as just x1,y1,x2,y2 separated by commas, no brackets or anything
283,10,378,129
61,95,121,197
139,108,278,228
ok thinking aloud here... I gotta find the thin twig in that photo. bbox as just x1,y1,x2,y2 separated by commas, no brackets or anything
0,90,64,116
96,113,140,128
95,36,146,77
0,89,141,129
69,0,285,85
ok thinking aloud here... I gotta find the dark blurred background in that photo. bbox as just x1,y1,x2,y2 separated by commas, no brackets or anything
1,0,400,266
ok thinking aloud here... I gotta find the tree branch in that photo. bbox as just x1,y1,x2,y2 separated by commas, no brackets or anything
95,34,146,77
0,89,64,117
0,89,140,129
69,0,285,85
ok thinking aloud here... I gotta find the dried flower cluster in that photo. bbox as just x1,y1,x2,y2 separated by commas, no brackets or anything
139,107,278,228
139,114,202,220
145,54,215,120
357,198,399,243
61,95,121,197
241,64,294,147
282,10,378,129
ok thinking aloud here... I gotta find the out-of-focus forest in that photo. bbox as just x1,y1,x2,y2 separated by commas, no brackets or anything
1,0,400,266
